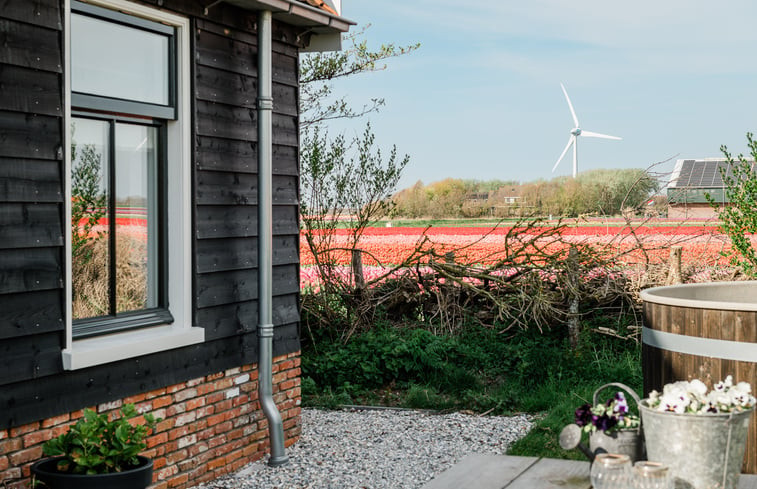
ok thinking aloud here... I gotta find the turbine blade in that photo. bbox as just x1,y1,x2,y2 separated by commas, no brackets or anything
581,130,622,140
552,136,575,172
561,83,579,127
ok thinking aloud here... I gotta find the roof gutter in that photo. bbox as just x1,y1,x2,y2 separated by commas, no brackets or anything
221,0,354,31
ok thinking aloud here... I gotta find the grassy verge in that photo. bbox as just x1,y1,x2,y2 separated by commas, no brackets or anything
301,316,642,460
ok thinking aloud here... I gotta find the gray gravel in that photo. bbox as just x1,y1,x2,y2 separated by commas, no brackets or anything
193,408,532,489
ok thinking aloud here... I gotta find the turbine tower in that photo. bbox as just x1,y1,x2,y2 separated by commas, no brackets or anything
553,83,622,178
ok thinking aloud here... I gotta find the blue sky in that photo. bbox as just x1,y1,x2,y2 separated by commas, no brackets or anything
324,1,757,190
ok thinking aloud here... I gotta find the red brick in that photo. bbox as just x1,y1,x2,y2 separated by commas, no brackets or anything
187,376,205,387
207,392,224,404
206,372,224,381
167,473,189,488
147,432,169,448
207,456,226,471
225,427,244,441
166,448,188,465
0,438,23,454
214,400,232,412
225,448,244,464
167,382,187,394
169,425,191,441
230,458,248,472
156,465,179,480
166,402,187,417
152,456,167,470
174,388,197,403
206,413,225,427
286,367,301,379
9,445,43,465
292,357,301,367
123,392,148,404
278,379,296,391
196,383,215,396
9,422,39,438
145,388,168,400
223,406,241,421
196,427,215,442
189,442,210,456
288,387,301,399
195,405,215,419
277,360,295,372
156,418,176,433
0,456,9,471
41,413,71,428
22,428,54,448
208,435,227,449
174,411,197,427
186,398,206,411
153,395,173,409
151,482,169,489
97,400,123,413
213,378,233,391
0,468,22,482
231,395,249,407
224,367,241,376
214,421,233,435
271,372,287,384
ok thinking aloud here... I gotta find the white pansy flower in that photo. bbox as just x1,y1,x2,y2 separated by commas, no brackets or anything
688,379,708,398
650,377,755,413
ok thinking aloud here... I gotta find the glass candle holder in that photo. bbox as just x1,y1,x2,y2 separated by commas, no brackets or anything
632,461,671,489
591,453,632,489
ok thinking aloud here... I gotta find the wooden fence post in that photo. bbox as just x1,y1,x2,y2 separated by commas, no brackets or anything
351,248,365,290
567,245,580,350
666,246,683,285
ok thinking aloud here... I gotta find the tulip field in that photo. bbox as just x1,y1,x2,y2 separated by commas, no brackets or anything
300,221,748,287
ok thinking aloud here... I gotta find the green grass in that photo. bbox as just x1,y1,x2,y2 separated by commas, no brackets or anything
301,314,642,460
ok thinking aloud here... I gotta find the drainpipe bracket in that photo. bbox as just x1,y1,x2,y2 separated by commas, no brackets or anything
257,96,273,110
258,323,274,337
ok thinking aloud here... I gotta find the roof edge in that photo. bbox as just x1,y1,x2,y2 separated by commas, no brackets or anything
221,0,356,32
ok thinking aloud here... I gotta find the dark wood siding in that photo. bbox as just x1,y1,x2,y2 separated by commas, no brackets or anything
0,0,66,398
0,0,303,429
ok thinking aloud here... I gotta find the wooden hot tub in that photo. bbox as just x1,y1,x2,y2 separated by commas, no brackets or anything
641,281,757,473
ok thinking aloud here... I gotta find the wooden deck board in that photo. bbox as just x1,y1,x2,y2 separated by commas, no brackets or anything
422,455,757,489
422,455,537,489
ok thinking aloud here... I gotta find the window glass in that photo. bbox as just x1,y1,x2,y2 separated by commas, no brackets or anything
115,123,159,312
71,117,111,319
71,12,169,105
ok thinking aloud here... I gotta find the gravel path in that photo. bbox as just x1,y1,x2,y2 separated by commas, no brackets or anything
192,408,533,489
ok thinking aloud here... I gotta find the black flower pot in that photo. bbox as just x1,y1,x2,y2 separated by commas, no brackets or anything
31,456,154,489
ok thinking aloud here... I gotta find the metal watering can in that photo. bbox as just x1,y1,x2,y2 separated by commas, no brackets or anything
559,382,644,463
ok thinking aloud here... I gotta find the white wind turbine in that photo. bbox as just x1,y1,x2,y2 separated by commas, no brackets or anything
553,83,622,178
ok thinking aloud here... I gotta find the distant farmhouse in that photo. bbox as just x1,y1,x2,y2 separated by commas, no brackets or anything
667,158,756,219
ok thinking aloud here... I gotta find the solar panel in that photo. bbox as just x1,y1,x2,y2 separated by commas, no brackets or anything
669,159,754,188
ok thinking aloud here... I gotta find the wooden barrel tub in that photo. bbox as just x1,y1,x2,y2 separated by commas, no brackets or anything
641,281,757,474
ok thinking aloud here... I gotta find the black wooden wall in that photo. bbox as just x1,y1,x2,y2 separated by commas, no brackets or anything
0,0,302,429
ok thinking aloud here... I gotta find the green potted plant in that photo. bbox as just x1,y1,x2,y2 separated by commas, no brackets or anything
31,404,158,489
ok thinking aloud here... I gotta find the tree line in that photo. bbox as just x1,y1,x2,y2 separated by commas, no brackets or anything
391,168,659,219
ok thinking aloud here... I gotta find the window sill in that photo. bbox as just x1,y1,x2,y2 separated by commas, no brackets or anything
62,325,205,370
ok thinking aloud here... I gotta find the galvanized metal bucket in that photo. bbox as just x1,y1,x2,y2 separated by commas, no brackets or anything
640,403,754,489
588,383,644,462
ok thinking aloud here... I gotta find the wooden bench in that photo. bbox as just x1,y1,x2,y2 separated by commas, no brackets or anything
422,455,757,489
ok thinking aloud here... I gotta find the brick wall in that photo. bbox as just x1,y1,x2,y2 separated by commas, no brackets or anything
0,352,302,489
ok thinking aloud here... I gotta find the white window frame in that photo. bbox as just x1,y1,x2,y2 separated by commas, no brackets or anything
62,0,203,370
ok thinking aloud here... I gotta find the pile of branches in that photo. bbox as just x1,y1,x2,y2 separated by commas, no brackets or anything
301,219,640,345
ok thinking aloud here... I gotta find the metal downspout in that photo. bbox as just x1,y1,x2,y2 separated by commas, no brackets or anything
257,9,289,467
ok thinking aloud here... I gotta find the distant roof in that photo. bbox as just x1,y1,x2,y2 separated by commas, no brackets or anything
668,158,756,189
